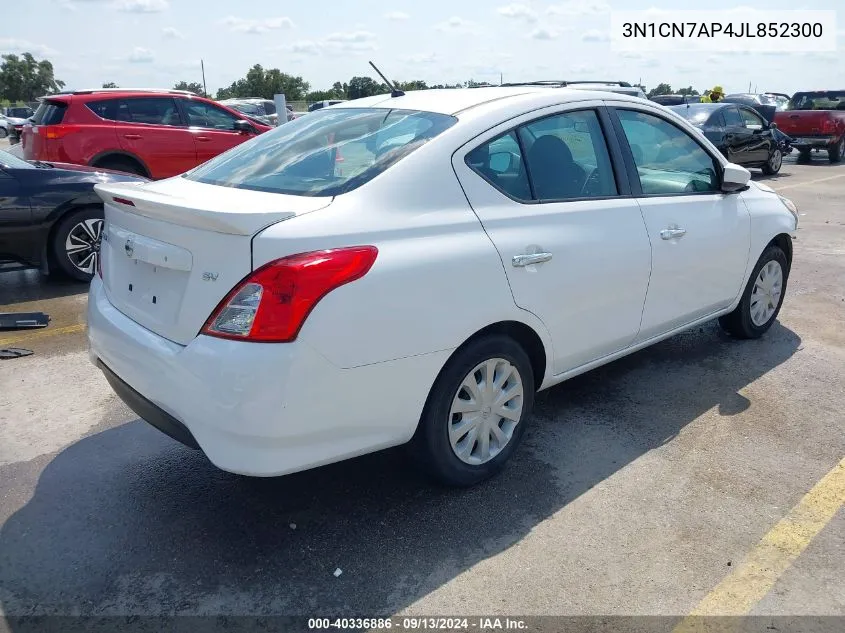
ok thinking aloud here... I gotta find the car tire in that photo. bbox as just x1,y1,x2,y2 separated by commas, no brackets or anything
761,148,783,175
50,206,104,282
829,137,844,163
94,156,148,178
0,127,7,139
409,334,535,487
719,244,789,340
797,148,812,163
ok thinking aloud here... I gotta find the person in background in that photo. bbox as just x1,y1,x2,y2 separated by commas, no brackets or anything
700,86,725,103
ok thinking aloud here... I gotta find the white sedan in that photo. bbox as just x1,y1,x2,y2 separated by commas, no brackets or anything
87,87,798,486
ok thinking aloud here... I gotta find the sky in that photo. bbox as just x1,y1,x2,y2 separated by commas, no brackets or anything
2,0,844,98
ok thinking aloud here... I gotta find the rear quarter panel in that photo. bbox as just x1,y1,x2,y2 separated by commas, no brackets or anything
251,142,555,376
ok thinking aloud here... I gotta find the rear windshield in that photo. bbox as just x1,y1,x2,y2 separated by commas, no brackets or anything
785,91,845,111
6,107,33,118
186,108,457,197
32,101,67,125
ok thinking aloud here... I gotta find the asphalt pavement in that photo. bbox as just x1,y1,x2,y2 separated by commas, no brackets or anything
0,146,843,631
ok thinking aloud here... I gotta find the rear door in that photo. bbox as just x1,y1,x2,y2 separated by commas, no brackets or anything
179,100,251,164
114,97,197,178
454,103,653,375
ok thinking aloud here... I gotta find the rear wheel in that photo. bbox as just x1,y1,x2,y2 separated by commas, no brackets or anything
50,206,104,282
409,335,535,487
829,137,844,163
0,127,7,139
719,245,789,339
93,156,147,177
762,148,783,175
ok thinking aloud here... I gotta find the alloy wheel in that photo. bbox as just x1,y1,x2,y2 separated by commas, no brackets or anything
750,260,783,326
448,358,524,465
65,218,103,276
769,149,782,172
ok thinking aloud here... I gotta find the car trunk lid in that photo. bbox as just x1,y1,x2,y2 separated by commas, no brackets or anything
95,178,332,345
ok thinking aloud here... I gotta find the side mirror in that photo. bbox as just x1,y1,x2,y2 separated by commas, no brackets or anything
233,119,254,134
721,162,751,192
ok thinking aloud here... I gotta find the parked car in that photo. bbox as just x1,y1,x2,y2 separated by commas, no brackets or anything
650,94,693,106
308,99,347,112
4,106,34,119
218,98,279,126
88,88,798,487
20,89,273,180
0,115,9,139
764,93,791,111
3,108,33,145
0,148,147,281
720,94,794,155
500,80,647,100
669,102,784,174
774,90,845,163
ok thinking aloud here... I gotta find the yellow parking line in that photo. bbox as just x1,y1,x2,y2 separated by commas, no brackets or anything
0,323,86,347
773,173,845,192
673,457,845,631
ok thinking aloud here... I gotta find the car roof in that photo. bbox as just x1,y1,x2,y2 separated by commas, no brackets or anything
337,87,645,116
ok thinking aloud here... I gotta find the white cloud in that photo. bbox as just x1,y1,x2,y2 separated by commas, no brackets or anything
384,11,410,21
547,0,610,16
221,15,295,35
435,16,478,33
530,28,558,40
497,4,537,22
283,31,377,56
117,0,169,12
402,52,437,64
0,38,60,57
127,46,154,63
581,29,609,42
162,26,184,39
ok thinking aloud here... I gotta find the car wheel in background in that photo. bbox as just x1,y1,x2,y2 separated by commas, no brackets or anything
410,334,535,487
93,156,148,178
50,206,104,282
719,244,789,340
829,137,844,163
0,127,7,139
762,148,783,175
797,148,812,163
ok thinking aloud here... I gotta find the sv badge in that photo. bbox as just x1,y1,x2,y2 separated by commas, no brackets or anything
202,272,219,282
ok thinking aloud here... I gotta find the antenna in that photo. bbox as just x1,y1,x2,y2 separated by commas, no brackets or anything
369,61,405,97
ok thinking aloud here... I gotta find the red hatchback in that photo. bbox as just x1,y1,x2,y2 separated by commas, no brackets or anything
22,89,273,179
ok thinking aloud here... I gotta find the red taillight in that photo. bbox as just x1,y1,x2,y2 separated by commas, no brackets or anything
44,124,82,140
821,118,836,133
201,246,378,343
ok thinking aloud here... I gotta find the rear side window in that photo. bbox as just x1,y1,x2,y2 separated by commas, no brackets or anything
113,98,183,126
86,99,120,120
466,131,531,200
740,108,765,130
186,108,457,197
722,107,744,128
33,101,67,125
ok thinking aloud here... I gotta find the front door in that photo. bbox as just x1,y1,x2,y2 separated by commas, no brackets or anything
454,105,652,375
180,100,251,165
612,107,751,341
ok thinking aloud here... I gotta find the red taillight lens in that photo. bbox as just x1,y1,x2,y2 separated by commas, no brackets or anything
201,246,378,343
821,119,836,133
44,124,82,140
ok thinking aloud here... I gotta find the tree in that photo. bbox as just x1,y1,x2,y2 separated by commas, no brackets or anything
102,82,118,89
647,83,673,98
346,76,387,99
215,65,309,101
396,80,428,91
677,86,699,96
0,53,65,102
173,80,204,96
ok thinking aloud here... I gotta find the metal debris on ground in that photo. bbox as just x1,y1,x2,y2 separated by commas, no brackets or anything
333,568,343,577
0,348,33,359
0,312,50,330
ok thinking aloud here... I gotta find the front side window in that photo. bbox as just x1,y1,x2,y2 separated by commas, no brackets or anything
184,101,239,130
114,98,183,126
616,109,719,195
740,108,765,130
187,108,457,197
722,106,745,128
465,131,531,200
518,110,617,200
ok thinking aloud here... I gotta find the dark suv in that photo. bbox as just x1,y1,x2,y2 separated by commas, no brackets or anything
21,89,273,179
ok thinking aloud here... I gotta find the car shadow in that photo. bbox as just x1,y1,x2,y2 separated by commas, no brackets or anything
0,322,801,620
0,267,89,306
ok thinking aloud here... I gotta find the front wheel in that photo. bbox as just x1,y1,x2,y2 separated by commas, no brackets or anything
719,244,789,339
409,335,535,487
829,137,844,163
50,207,104,282
762,148,783,175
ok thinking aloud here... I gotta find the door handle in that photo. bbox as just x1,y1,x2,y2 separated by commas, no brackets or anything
512,252,553,267
660,227,687,240
122,134,142,140
195,136,211,142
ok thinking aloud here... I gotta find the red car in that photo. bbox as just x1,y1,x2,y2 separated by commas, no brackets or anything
773,90,845,163
21,89,273,179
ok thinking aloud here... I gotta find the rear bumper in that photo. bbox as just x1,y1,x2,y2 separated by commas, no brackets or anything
87,277,449,476
791,136,837,149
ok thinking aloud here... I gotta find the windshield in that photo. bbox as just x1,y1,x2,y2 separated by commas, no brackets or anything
0,149,34,169
6,107,33,119
229,103,263,116
186,108,457,197
668,104,715,124
785,91,845,111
